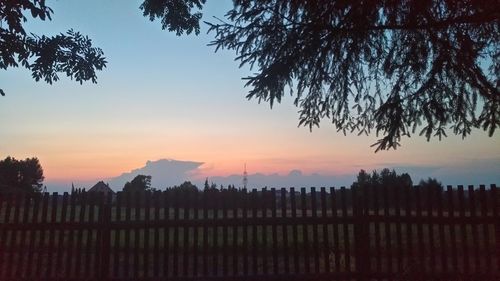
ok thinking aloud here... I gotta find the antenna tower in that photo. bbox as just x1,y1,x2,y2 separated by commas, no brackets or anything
243,163,248,189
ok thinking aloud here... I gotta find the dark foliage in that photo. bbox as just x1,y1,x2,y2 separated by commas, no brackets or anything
352,168,413,207
0,0,107,95
352,168,413,189
167,180,199,193
140,0,206,35
0,156,44,193
419,177,443,191
142,0,500,151
123,174,153,192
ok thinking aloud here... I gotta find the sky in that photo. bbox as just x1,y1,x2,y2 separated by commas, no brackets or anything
1,0,499,192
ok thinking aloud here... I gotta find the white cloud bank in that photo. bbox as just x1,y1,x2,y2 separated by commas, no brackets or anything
107,159,204,190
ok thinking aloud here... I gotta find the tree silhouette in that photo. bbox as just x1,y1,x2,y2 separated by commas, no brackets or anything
123,174,153,192
203,177,209,190
168,180,199,192
0,156,44,193
419,177,444,206
352,168,413,207
0,0,106,96
141,0,499,151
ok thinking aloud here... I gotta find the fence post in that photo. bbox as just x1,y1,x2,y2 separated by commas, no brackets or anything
491,184,500,276
98,193,112,280
353,185,369,281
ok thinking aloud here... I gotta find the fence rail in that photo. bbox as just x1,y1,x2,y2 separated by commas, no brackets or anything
0,185,499,281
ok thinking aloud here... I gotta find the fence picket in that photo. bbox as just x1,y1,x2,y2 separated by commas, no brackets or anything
202,190,209,276
436,186,447,274
0,194,12,278
242,189,249,276
382,184,393,277
311,187,320,273
330,187,341,272
46,193,59,278
7,194,22,279
340,186,351,273
0,194,6,277
271,188,279,275
446,185,459,275
153,191,161,277
73,193,87,277
85,192,95,278
458,185,470,275
415,185,425,275
320,188,330,274
478,185,492,274
290,187,299,274
94,193,105,278
261,188,269,276
362,184,372,279
212,189,220,276
404,186,413,274
222,190,229,276
26,194,41,278
427,186,437,275
182,191,190,276
36,193,50,277
144,191,151,278
394,185,403,274
490,184,499,274
133,192,141,279
251,189,258,275
172,190,180,277
300,188,310,274
54,193,69,278
281,188,290,275
113,192,122,277
192,191,200,277
123,191,132,277
468,185,481,273
16,194,31,278
100,193,112,279
231,190,239,276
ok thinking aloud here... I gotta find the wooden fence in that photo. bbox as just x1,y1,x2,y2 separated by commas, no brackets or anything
0,185,499,281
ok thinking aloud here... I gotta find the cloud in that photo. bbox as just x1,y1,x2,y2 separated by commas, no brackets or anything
107,159,204,190
288,169,303,177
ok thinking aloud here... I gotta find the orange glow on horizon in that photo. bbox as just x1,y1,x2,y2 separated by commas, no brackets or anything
43,156,362,183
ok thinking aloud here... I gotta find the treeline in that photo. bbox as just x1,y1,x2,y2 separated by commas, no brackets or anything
104,168,461,209
64,173,496,211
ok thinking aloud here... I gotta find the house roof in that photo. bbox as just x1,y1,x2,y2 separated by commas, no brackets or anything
88,181,115,194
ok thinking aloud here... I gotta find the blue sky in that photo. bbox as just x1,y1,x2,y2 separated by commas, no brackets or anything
1,0,499,191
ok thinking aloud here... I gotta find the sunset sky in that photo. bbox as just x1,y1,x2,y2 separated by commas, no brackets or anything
1,0,499,191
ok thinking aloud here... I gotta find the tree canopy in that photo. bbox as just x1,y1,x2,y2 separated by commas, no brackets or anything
123,174,153,192
352,168,413,190
142,0,499,151
0,156,44,193
0,0,106,96
168,181,199,192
